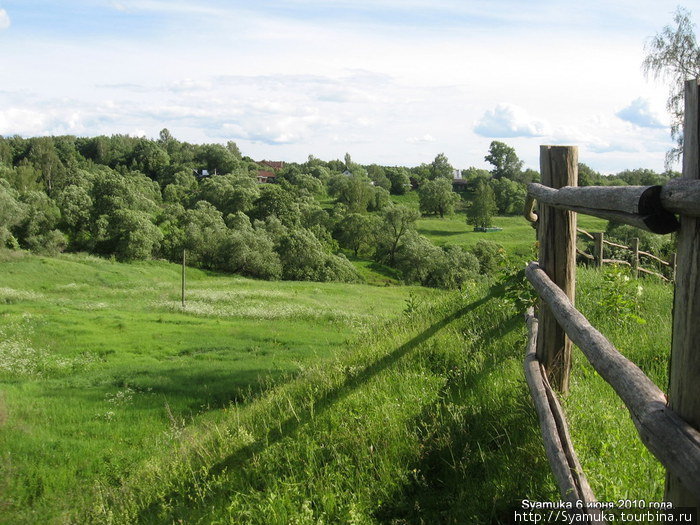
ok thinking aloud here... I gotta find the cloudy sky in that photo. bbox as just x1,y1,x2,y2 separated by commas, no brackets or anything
0,1,695,173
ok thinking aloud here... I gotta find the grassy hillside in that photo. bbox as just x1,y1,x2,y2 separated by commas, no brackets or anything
0,239,674,523
0,251,436,523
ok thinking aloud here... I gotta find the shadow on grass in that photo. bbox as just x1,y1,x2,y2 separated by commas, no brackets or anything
417,228,464,238
374,316,555,524
135,284,508,522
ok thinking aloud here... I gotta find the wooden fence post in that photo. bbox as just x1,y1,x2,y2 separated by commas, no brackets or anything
593,232,604,269
666,79,700,507
181,249,186,308
632,237,639,278
537,146,578,394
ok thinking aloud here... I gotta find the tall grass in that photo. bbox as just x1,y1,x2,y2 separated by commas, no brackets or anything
0,251,674,523
564,266,672,501
0,252,434,524
80,280,558,524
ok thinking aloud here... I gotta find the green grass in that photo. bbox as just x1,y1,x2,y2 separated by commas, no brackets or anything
0,251,436,523
0,235,675,523
417,213,608,259
82,278,559,524
566,266,672,502
391,188,608,259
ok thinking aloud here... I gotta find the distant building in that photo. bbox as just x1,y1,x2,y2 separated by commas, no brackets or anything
193,168,215,179
256,170,276,183
453,169,462,179
259,160,286,170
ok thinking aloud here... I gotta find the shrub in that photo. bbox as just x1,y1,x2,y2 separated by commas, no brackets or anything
470,240,506,275
277,229,359,282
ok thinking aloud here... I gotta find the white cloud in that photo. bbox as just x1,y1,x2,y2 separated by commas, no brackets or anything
0,107,89,136
474,103,550,138
406,134,436,144
0,9,10,30
616,97,665,128
168,78,212,93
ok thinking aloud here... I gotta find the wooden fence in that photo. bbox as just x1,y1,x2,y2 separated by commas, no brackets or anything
574,228,676,282
522,79,700,511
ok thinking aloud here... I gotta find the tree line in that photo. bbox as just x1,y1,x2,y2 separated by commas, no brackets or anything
0,132,681,288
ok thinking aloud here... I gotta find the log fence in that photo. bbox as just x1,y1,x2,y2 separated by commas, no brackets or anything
522,79,700,509
574,227,676,281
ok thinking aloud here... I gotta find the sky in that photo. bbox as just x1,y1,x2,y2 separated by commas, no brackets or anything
0,1,697,174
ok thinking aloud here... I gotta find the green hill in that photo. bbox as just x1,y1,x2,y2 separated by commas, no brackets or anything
0,250,673,523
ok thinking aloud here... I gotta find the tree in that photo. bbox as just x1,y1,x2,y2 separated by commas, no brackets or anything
251,185,301,226
218,223,281,279
328,173,374,212
429,153,454,181
198,173,259,216
366,164,391,190
484,141,523,180
377,205,420,263
108,209,163,261
470,240,506,275
578,163,602,187
28,137,65,194
277,229,358,282
643,6,700,165
490,178,526,215
418,178,460,217
131,139,170,181
336,212,378,256
467,181,497,228
385,167,412,195
0,179,25,247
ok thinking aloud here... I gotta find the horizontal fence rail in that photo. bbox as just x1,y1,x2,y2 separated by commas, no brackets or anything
525,262,700,501
660,178,700,217
527,182,680,234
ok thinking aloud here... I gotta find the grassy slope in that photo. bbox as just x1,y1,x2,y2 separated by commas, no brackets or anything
93,265,672,524
0,251,436,523
0,200,675,523
86,278,558,524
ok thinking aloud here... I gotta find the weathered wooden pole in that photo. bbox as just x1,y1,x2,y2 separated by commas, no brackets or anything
632,237,640,278
181,249,186,308
537,146,578,393
593,232,604,269
666,79,700,507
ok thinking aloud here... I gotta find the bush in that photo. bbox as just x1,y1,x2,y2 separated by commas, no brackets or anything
219,227,282,280
277,229,359,282
470,240,506,275
108,209,164,261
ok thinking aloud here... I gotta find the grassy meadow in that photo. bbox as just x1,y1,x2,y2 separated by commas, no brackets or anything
0,251,436,523
0,202,676,524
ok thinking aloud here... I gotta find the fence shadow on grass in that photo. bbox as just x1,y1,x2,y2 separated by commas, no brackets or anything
374,316,555,524
134,284,508,522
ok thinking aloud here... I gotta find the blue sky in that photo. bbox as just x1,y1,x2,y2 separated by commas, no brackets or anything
0,1,695,173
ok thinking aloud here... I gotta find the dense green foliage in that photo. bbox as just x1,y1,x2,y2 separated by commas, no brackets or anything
0,133,681,290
